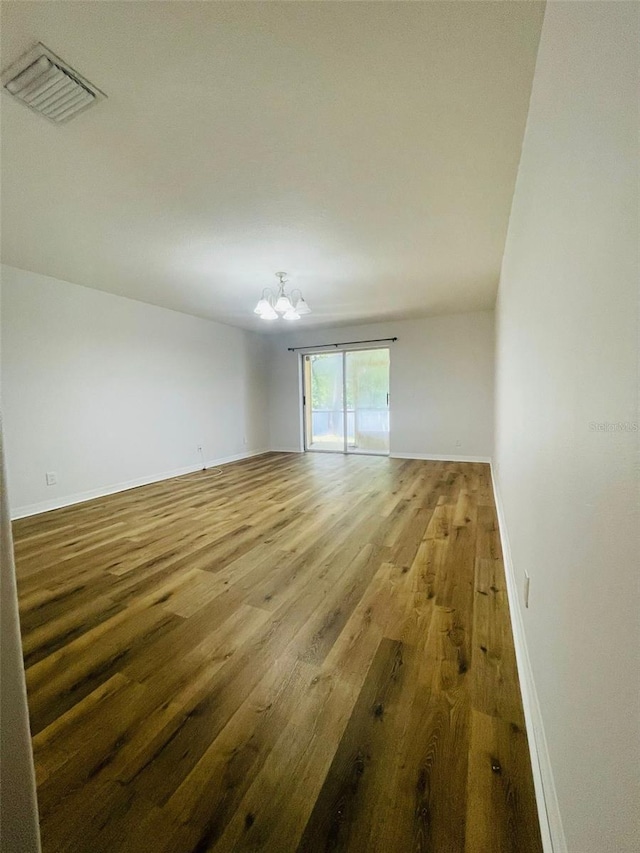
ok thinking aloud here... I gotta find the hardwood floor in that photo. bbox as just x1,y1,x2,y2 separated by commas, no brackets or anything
13,452,543,853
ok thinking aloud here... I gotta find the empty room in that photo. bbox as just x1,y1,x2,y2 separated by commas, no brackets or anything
0,2,637,853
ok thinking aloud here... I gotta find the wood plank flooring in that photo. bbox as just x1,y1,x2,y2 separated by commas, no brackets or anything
12,452,543,853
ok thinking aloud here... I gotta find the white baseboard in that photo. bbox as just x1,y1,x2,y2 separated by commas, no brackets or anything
490,463,567,853
10,449,270,519
269,447,304,454
391,452,492,463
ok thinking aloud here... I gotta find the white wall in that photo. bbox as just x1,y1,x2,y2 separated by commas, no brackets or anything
494,4,639,853
268,312,494,459
1,265,269,516
1,418,41,852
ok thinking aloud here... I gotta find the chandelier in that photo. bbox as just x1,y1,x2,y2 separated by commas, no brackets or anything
253,272,311,321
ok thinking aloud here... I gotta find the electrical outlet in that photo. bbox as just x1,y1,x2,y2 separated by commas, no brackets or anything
243,437,248,446
524,571,531,608
196,445,203,454
45,471,57,486
455,439,462,448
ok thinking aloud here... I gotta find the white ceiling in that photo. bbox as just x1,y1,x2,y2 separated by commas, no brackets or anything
0,1,545,332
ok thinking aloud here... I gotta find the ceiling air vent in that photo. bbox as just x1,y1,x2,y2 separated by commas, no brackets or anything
1,43,106,124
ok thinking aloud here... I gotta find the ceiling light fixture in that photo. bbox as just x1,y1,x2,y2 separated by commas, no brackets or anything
254,272,311,321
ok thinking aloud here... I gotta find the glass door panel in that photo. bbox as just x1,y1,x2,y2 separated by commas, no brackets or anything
345,348,390,454
305,353,345,452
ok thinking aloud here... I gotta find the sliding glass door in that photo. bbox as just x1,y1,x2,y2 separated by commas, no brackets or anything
345,348,390,454
303,348,390,455
304,352,345,452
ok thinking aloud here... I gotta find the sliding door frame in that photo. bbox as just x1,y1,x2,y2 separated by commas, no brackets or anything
301,345,390,457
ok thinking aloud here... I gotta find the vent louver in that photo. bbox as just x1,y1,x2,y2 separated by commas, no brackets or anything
1,43,105,124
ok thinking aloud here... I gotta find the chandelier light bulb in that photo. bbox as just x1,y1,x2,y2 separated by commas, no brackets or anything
254,297,271,315
291,291,311,315
274,294,293,313
259,306,278,320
